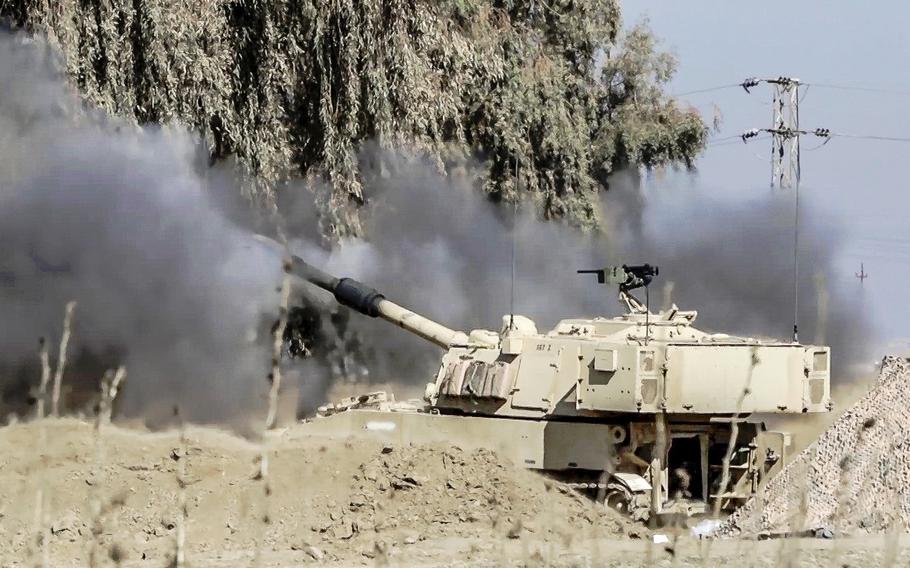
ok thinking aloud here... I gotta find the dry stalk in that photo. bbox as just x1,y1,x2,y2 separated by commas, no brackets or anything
29,337,53,568
881,528,900,568
51,301,76,417
775,446,815,568
171,406,189,568
644,410,667,565
251,259,292,567
87,366,126,568
711,348,759,520
826,421,877,568
700,348,759,566
37,337,51,421
880,438,902,568
30,468,51,568
265,262,292,430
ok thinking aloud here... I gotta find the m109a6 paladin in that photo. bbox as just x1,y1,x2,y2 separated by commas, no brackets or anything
291,257,831,521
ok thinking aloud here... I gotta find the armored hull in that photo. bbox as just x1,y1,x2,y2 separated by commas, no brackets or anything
289,258,831,520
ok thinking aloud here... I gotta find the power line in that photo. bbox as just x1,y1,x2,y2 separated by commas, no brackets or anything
672,84,743,97
706,134,770,148
689,75,910,341
798,84,811,104
675,78,910,99
732,75,910,341
802,137,831,152
828,132,910,143
804,82,910,97
706,139,748,148
739,127,910,145
705,133,745,145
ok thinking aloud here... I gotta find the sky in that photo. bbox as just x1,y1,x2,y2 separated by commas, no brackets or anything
625,1,910,352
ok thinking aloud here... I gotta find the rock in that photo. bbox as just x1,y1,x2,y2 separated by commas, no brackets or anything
391,476,421,490
50,512,81,536
627,527,646,540
506,519,523,539
330,522,355,540
813,527,834,539
304,545,325,561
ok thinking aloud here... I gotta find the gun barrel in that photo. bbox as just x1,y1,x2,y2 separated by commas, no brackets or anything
289,255,468,349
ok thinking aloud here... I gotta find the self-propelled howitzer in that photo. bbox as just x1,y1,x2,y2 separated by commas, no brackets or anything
294,258,832,521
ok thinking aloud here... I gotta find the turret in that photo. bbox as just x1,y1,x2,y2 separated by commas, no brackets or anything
289,255,470,349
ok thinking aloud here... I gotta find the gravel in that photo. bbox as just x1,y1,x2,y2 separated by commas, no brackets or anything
722,356,910,536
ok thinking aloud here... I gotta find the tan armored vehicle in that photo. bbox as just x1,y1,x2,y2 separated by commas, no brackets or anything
292,258,831,520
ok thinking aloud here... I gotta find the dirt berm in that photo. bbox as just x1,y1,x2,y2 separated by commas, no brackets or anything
0,418,631,566
723,356,910,536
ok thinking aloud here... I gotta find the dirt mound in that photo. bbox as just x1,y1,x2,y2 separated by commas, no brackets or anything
0,418,628,566
332,444,629,542
723,356,910,536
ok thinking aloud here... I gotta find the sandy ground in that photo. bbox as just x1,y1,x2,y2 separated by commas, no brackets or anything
1,418,908,567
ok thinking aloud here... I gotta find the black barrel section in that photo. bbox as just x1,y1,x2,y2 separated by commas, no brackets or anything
333,278,385,317
290,255,385,318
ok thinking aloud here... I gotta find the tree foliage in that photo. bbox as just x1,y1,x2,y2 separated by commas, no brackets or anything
2,0,706,234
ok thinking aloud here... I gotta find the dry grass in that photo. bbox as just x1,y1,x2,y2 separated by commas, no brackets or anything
27,303,77,567
171,406,188,568
250,258,292,566
30,338,52,567
87,366,126,567
51,300,76,417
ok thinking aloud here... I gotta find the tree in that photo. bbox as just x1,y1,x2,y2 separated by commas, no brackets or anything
2,0,706,234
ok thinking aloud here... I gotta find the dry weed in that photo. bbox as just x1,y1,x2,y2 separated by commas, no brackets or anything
86,366,126,567
251,257,292,566
51,300,76,417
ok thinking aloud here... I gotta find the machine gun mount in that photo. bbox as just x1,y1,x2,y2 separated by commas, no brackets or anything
577,264,660,314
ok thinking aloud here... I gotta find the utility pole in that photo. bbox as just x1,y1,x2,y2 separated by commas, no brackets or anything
740,76,805,189
855,263,869,284
768,77,801,189
740,76,814,342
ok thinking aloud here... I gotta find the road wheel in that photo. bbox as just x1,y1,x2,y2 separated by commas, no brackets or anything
604,482,650,522
604,482,633,513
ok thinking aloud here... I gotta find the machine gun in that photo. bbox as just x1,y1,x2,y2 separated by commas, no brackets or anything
578,264,659,314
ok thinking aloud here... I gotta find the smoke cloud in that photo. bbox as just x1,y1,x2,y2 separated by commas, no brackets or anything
611,178,873,380
281,149,620,408
0,33,283,426
0,31,873,428
286,153,872,409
